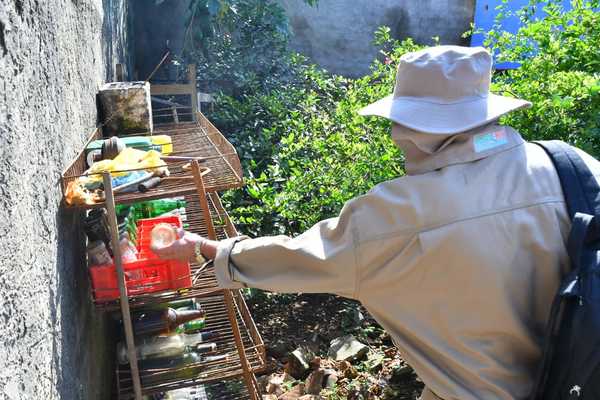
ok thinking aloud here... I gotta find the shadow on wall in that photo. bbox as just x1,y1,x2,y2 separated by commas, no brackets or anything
102,0,134,82
281,0,475,78
53,206,115,400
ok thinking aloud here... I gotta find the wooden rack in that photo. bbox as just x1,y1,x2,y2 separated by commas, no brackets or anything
61,112,264,399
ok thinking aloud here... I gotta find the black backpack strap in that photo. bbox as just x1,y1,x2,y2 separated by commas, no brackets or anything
529,141,600,400
533,140,600,218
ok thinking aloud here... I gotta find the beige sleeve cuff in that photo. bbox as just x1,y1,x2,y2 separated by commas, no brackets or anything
214,236,250,289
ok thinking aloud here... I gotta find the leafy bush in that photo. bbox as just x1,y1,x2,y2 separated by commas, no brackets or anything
486,0,600,155
211,1,599,237
186,0,316,96
213,29,422,236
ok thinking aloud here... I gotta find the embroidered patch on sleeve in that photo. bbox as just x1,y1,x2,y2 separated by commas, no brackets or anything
473,129,508,153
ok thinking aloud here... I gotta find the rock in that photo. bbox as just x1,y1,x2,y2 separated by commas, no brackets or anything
265,372,293,395
309,356,321,370
323,369,339,389
278,383,305,400
257,375,270,392
286,346,315,379
305,368,325,395
338,360,358,379
327,335,369,362
389,365,415,384
263,396,278,400
98,81,153,136
267,338,291,359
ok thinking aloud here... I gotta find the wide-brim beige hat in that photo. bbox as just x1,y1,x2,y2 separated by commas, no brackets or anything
359,46,531,135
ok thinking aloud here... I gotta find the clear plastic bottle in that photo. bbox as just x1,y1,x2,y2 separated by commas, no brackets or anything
119,233,138,263
150,223,178,248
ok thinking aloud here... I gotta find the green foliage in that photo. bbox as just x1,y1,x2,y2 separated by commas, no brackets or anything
486,0,600,155
213,29,422,236
211,2,599,237
185,0,316,96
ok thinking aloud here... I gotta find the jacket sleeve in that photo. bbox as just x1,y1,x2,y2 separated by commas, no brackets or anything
213,201,359,299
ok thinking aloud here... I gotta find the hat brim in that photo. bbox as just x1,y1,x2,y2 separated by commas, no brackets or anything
358,94,531,134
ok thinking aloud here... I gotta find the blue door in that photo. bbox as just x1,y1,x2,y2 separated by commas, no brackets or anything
471,0,572,69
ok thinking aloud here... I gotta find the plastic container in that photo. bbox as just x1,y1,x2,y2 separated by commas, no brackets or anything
150,223,177,249
89,215,191,301
151,135,173,155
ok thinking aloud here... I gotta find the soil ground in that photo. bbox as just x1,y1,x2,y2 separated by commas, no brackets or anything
246,292,424,399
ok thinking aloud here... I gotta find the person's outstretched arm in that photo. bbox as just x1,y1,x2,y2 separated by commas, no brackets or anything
152,200,359,299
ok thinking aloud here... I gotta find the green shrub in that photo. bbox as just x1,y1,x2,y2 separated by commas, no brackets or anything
212,1,599,237
487,0,600,155
212,29,421,236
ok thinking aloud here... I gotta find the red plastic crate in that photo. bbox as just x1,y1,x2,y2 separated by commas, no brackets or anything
136,215,182,259
90,216,191,301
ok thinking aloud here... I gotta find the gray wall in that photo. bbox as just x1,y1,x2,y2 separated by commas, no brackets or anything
0,1,131,399
280,0,475,77
131,0,192,81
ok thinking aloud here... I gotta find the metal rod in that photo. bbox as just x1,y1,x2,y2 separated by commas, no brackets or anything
224,290,259,400
145,50,171,83
103,173,143,400
191,161,217,240
190,163,258,399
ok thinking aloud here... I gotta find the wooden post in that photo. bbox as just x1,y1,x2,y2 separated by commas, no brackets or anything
190,162,258,399
188,64,198,117
191,161,216,240
103,173,143,400
224,290,259,400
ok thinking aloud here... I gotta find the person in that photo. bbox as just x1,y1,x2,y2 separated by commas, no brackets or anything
153,46,600,400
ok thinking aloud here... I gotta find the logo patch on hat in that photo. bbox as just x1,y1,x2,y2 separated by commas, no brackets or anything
473,129,508,153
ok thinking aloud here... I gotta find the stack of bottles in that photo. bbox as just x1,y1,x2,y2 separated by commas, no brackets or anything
118,298,225,387
141,385,207,400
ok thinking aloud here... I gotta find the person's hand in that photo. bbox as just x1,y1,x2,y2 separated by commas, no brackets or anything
151,228,202,263
151,228,218,262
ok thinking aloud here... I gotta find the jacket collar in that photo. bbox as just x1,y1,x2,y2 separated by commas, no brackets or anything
392,124,525,175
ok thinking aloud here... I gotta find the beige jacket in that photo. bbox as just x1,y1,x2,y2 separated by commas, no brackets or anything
215,125,599,399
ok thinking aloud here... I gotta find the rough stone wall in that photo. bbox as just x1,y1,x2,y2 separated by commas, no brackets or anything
279,0,475,77
0,1,131,399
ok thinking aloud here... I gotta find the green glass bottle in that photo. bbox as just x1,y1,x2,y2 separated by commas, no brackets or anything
139,352,204,386
141,198,187,219
145,298,201,311
175,318,206,334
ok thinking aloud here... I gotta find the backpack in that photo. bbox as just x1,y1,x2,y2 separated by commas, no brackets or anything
529,140,600,400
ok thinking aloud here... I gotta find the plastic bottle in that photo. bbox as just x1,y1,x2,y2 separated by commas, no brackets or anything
123,198,187,220
181,331,219,346
143,199,187,218
157,207,187,221
145,298,200,311
87,240,112,266
119,234,138,263
175,318,206,334
151,135,173,155
150,223,178,248
163,385,207,400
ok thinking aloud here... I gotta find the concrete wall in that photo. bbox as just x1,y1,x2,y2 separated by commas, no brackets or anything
0,1,131,399
279,0,475,77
